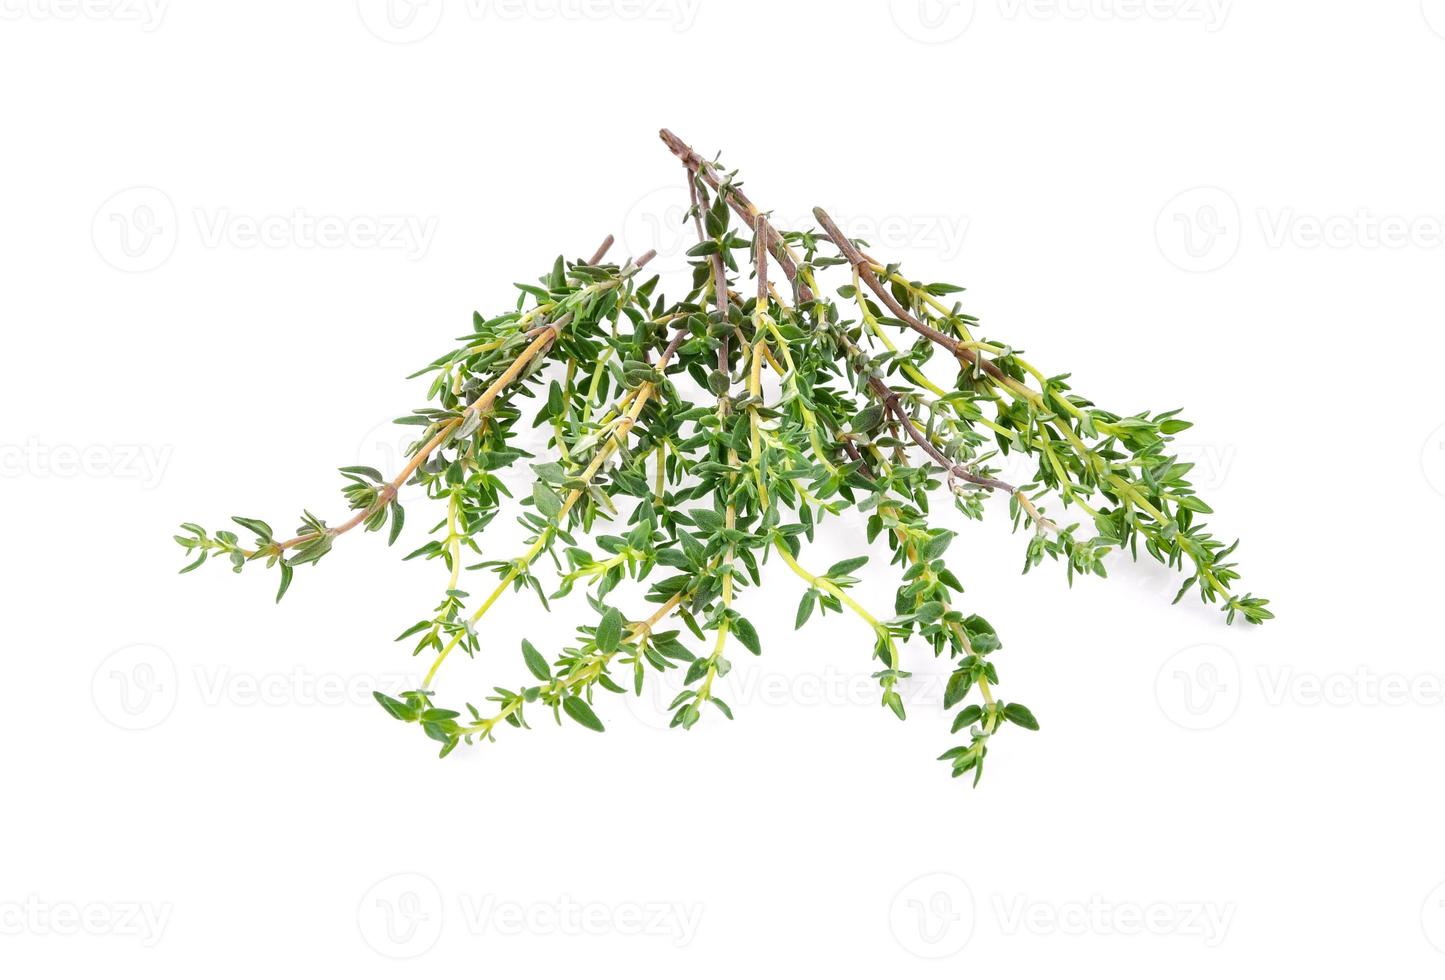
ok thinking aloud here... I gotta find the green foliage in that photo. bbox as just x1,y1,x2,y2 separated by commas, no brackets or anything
176,131,1270,784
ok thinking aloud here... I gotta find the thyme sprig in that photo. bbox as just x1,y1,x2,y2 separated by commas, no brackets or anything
176,130,1270,783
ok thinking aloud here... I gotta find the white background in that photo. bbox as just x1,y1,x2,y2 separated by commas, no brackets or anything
3,0,1444,975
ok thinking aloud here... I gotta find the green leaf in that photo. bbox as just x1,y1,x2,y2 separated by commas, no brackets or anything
851,404,885,433
563,696,605,732
533,481,563,520
387,500,405,546
951,704,983,733
944,671,972,709
795,590,816,629
339,465,384,483
921,531,954,561
1003,702,1040,731
521,639,550,681
275,563,293,603
732,616,761,656
883,690,906,720
373,691,417,722
286,534,333,567
596,608,623,653
689,508,724,533
232,516,274,541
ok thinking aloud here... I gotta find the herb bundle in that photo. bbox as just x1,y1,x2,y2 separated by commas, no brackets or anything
176,130,1269,783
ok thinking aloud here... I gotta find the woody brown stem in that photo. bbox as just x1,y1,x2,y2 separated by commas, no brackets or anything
811,207,1008,385
659,130,1033,507
269,250,656,553
661,128,814,304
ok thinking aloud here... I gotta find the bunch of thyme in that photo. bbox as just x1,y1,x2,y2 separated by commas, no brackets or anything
176,130,1270,783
